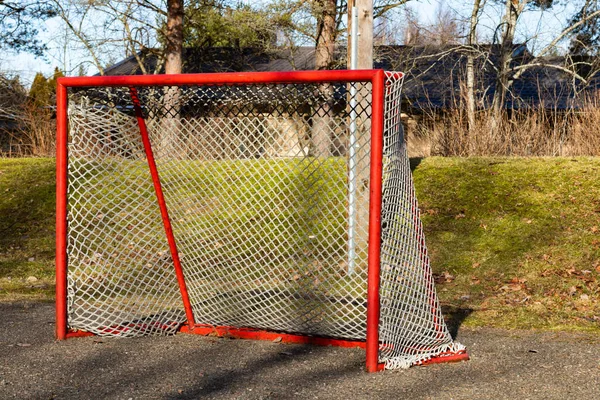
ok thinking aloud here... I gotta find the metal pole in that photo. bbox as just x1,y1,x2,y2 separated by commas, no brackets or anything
348,0,359,275
366,70,385,373
129,87,196,329
55,82,68,340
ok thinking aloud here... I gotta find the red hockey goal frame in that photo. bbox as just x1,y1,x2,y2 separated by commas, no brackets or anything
55,70,468,372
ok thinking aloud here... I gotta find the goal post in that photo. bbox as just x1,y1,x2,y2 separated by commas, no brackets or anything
56,70,467,371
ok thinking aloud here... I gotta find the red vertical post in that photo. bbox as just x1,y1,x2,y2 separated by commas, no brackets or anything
129,87,196,328
55,82,68,340
366,70,385,372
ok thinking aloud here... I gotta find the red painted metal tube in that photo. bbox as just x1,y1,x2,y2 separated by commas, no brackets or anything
129,87,196,328
365,70,386,373
57,70,381,88
181,325,368,348
384,71,405,80
418,350,470,366
55,83,68,341
65,330,95,339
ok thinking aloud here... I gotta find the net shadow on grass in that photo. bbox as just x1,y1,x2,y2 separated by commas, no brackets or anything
409,157,423,172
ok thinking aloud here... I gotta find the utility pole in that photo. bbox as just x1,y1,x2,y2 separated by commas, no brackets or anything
347,0,373,70
346,0,373,274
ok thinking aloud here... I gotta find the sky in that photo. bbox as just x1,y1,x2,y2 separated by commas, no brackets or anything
1,17,69,86
0,0,581,88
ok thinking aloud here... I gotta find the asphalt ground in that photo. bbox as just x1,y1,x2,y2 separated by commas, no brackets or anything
1,301,599,400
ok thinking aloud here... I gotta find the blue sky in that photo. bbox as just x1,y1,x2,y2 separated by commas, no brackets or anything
0,0,580,87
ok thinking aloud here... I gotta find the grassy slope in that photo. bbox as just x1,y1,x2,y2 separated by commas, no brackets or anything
0,157,598,331
0,158,55,301
415,157,600,331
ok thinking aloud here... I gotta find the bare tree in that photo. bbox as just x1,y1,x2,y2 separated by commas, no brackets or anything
491,0,527,119
396,2,463,46
50,0,163,76
430,4,464,45
400,7,423,45
466,0,485,134
490,0,600,125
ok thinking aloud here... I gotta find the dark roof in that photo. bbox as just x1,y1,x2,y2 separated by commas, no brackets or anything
103,47,317,75
103,45,598,111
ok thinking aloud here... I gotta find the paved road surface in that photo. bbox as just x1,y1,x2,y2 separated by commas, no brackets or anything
1,302,599,399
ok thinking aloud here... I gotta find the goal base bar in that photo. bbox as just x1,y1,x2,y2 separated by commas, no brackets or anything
179,324,368,348
64,326,468,370
416,349,470,366
65,330,96,339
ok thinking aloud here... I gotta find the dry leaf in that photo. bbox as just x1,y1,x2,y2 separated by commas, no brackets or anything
510,277,527,284
443,272,455,282
509,284,522,291
568,286,577,296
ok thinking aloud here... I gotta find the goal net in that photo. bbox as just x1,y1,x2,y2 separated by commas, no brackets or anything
56,70,466,370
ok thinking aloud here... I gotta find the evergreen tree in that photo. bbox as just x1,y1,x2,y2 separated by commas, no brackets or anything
28,68,64,107
183,1,275,49
28,73,52,107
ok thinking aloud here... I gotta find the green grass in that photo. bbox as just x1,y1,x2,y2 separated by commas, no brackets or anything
0,158,55,301
414,157,600,332
1,156,599,332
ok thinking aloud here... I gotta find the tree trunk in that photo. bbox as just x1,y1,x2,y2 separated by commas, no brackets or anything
165,0,184,75
312,0,337,157
466,0,482,142
162,0,184,158
491,0,526,132
314,0,336,70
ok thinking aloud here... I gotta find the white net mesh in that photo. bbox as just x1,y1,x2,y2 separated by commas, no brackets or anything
379,72,465,368
63,72,463,368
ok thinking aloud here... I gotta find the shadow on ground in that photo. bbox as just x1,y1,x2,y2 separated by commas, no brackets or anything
2,302,600,399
